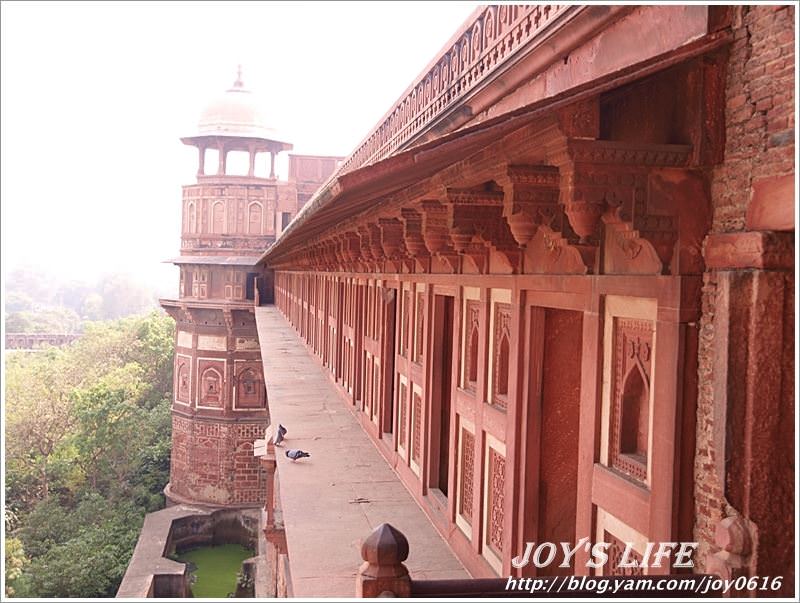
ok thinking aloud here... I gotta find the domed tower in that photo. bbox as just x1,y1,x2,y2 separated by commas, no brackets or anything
161,68,294,508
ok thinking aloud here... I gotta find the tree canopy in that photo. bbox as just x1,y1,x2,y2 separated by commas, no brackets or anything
4,311,175,598
4,268,159,334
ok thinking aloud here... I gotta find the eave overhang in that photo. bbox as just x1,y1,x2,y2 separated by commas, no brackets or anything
259,26,731,268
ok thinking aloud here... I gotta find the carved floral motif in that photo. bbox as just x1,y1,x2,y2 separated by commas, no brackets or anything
398,381,408,451
606,531,644,576
488,447,506,554
460,429,475,523
411,391,423,463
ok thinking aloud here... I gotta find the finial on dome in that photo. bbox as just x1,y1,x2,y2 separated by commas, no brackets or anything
233,64,243,88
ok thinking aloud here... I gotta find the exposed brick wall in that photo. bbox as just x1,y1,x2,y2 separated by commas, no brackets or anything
693,274,725,570
695,3,795,582
170,415,267,506
711,5,795,233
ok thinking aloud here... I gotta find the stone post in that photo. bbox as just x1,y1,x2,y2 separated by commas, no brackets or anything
356,523,411,598
261,446,277,528
218,144,227,175
248,149,256,178
254,276,261,306
197,146,206,176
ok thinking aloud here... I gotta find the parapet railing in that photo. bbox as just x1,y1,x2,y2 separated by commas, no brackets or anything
355,523,721,598
5,333,79,350
337,5,571,175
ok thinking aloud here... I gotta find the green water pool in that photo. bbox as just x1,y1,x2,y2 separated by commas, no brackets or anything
177,543,253,598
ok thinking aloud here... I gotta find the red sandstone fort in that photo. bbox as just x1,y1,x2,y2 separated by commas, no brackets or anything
119,5,795,598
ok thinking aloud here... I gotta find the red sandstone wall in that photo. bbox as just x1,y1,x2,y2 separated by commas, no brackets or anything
170,415,267,506
695,4,794,593
537,309,581,576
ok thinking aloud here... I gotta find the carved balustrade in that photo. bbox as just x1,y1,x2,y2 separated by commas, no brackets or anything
339,5,573,175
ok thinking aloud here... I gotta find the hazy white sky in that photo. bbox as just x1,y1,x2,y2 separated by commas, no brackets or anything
1,1,476,294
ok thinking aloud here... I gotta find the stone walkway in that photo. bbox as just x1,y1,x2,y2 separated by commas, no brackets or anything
256,306,468,597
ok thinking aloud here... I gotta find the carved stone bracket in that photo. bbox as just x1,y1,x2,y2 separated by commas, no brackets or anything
310,243,322,271
501,164,561,247
548,137,693,274
378,217,407,262
332,238,345,271
327,239,342,271
222,308,234,331
339,231,361,265
445,186,521,271
420,200,459,272
400,208,429,259
356,225,376,269
366,223,385,271
399,208,430,273
705,514,753,589
462,241,489,274
420,200,452,254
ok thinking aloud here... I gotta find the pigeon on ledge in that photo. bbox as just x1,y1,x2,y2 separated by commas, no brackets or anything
273,424,287,446
285,449,311,462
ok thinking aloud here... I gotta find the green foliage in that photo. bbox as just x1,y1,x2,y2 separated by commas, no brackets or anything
97,273,157,320
15,495,144,598
4,268,158,333
4,307,81,333
5,537,29,597
4,290,35,313
80,292,104,320
4,311,175,598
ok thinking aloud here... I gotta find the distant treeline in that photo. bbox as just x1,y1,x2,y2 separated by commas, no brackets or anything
4,312,175,598
5,267,160,334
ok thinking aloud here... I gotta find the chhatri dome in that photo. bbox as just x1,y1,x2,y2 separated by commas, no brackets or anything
196,66,277,140
182,66,292,177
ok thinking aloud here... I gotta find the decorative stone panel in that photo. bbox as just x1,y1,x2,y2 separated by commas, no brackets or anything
459,428,475,526
234,361,265,409
397,378,408,457
197,359,226,408
609,317,653,483
464,300,481,393
491,303,512,411
411,389,423,467
175,354,192,405
606,531,644,576
401,291,411,357
414,293,425,363
488,448,505,554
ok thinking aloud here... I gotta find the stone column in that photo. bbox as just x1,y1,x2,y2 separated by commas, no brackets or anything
699,230,794,593
269,152,276,180
218,143,227,175
197,146,206,176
